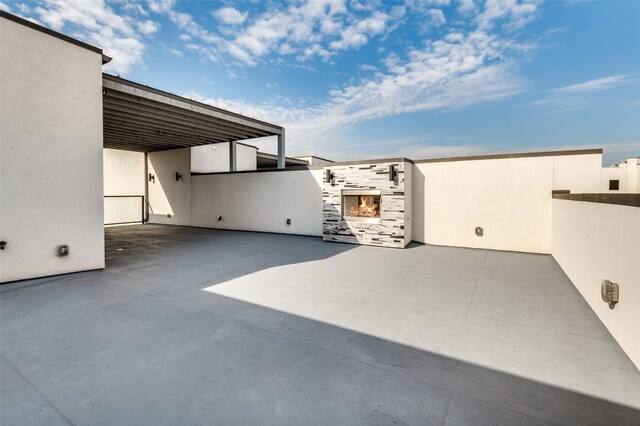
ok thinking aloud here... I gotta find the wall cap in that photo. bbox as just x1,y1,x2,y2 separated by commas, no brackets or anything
413,148,603,164
553,193,640,208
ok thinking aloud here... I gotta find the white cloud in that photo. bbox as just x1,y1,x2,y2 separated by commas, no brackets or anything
425,9,446,26
137,19,159,35
150,0,403,66
178,33,191,41
457,0,479,15
0,1,10,12
532,74,633,111
476,0,538,31
550,74,631,94
214,7,247,25
30,0,149,74
148,0,175,14
184,26,528,158
165,47,183,57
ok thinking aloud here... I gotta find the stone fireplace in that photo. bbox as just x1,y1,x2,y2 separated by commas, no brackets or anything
322,159,412,248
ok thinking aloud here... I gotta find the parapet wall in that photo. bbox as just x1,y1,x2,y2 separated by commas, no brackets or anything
551,196,640,369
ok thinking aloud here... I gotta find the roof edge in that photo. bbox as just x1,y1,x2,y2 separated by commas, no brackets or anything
103,73,284,133
1,11,104,56
319,157,414,168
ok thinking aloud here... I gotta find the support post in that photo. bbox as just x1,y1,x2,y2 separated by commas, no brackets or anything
229,141,237,172
277,130,285,170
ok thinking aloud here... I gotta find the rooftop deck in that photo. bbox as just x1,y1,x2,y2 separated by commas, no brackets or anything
2,225,639,424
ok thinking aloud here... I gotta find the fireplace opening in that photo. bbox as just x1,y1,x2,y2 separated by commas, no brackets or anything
342,190,381,223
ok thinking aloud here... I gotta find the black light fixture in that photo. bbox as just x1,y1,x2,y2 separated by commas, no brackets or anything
176,172,182,182
217,215,223,221
58,245,69,256
148,173,155,183
325,169,334,185
389,165,398,181
286,218,292,225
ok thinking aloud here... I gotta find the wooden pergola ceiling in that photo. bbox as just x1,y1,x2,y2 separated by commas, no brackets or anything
102,74,283,153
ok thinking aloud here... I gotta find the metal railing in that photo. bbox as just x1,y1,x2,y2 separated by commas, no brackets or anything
104,195,145,226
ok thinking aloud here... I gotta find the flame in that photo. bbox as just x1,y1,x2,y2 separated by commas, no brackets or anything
349,195,380,218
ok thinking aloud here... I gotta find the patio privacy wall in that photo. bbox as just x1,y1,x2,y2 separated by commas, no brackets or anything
148,149,192,226
0,16,105,282
145,148,323,235
552,199,640,369
191,170,324,236
103,149,145,225
412,152,602,253
147,149,603,256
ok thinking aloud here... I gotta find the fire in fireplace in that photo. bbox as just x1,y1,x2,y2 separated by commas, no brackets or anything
342,190,381,223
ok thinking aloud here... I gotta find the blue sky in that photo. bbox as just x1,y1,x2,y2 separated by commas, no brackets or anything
3,0,639,163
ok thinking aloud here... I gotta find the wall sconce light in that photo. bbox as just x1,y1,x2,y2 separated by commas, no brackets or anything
148,173,155,183
0,241,6,250
58,245,69,256
102,88,108,95
286,218,292,225
325,169,334,185
475,226,484,237
601,280,619,309
389,165,399,182
217,215,223,221
176,172,182,182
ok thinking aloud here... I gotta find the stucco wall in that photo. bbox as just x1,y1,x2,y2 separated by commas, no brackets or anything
148,148,192,226
602,166,627,193
103,149,145,195
191,170,323,236
551,200,640,369
0,18,105,282
412,153,602,253
191,142,257,173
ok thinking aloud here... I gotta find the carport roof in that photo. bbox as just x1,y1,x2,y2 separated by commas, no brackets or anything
103,74,284,152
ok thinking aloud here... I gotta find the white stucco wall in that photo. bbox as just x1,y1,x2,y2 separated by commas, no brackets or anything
551,200,640,369
601,166,627,193
628,158,640,193
553,153,602,193
191,170,323,236
412,153,602,253
191,142,257,173
103,149,145,225
148,148,192,226
237,144,258,171
0,18,105,282
103,149,145,195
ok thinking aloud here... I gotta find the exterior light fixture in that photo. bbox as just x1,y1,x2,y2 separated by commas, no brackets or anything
389,165,398,182
601,280,619,309
176,172,182,181
325,169,334,185
58,245,69,256
286,218,292,225
148,173,155,183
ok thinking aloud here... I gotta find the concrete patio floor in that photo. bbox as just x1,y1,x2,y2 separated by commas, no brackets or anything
1,224,639,425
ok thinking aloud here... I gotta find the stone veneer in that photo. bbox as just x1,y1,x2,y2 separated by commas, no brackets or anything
322,159,411,248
